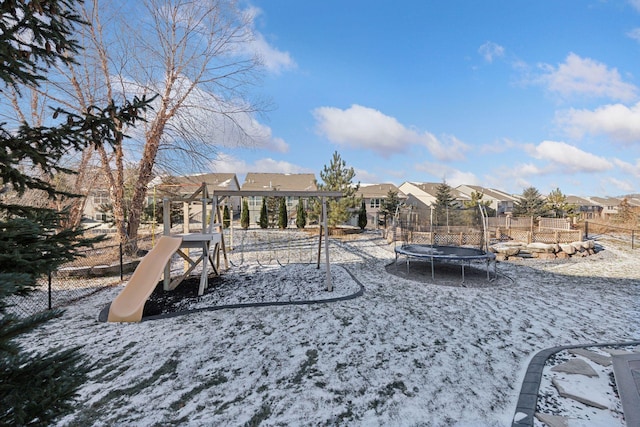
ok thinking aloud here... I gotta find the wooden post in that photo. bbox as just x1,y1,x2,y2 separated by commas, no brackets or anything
317,224,323,269
230,206,234,250
183,201,190,272
163,197,171,290
322,197,332,292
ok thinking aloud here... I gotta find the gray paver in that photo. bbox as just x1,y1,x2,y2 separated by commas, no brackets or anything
551,377,608,409
568,348,611,366
612,354,640,427
601,347,634,356
550,358,599,377
534,412,569,427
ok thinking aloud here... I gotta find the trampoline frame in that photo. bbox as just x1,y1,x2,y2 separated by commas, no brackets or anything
392,202,497,283
394,244,497,283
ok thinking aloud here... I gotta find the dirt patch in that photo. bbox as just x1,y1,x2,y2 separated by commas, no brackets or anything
142,275,228,317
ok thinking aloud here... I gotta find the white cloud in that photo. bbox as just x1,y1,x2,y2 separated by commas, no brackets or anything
556,102,640,144
313,104,469,161
243,7,296,74
421,133,470,162
211,154,311,175
480,138,517,154
414,161,479,187
627,28,640,43
538,53,637,101
354,168,378,184
313,104,415,157
613,158,640,177
527,140,613,172
629,0,640,12
604,176,635,193
478,41,505,63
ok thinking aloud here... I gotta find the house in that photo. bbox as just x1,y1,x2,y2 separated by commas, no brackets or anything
456,185,517,216
355,183,406,228
399,181,470,208
82,168,118,226
565,195,602,220
586,197,622,219
241,173,317,225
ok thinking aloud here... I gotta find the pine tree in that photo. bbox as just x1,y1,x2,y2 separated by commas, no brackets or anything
379,189,401,227
296,198,307,229
357,199,368,230
545,188,569,218
462,190,494,226
315,151,360,227
513,187,548,218
258,198,268,229
434,181,456,227
0,1,151,424
240,199,250,229
223,205,230,228
266,196,278,227
278,198,288,229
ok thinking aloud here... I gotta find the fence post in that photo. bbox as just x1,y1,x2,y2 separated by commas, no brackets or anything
48,270,52,310
584,221,588,239
120,242,124,281
633,230,635,250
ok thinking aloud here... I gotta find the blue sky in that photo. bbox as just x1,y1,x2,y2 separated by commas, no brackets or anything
210,0,640,197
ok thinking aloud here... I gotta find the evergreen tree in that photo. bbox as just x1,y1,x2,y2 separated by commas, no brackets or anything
258,198,268,228
240,199,250,229
513,186,548,218
545,187,569,218
278,198,288,229
357,199,368,230
223,205,230,228
315,151,360,227
296,198,307,228
0,1,151,424
266,196,278,227
433,181,456,226
462,190,494,225
379,189,401,227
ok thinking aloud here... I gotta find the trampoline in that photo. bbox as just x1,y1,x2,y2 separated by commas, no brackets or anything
394,244,496,282
392,202,497,283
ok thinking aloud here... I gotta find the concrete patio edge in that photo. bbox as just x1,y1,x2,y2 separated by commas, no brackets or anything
512,340,640,427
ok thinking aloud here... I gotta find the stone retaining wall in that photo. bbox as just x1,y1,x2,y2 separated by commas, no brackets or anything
490,240,597,261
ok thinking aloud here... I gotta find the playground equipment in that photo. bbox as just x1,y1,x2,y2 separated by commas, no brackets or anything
101,186,342,322
101,183,227,322
393,203,496,282
104,236,182,322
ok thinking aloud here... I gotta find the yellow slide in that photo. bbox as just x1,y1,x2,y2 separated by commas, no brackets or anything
106,235,182,322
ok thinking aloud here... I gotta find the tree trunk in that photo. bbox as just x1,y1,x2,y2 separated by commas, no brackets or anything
127,117,167,245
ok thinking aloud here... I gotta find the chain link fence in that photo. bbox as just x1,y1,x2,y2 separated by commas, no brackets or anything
6,234,157,317
584,221,639,249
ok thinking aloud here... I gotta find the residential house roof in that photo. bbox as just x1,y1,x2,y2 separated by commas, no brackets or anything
150,173,240,196
410,182,471,201
242,173,317,192
357,183,406,199
565,195,596,205
588,196,623,207
456,185,517,202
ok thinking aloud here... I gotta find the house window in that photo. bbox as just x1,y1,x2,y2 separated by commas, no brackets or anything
286,197,295,207
370,198,381,209
248,196,262,207
93,191,110,205
95,213,108,222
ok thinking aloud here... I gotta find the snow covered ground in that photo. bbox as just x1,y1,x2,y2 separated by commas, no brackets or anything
18,230,640,426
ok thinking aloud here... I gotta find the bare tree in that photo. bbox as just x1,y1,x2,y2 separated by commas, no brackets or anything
27,0,267,245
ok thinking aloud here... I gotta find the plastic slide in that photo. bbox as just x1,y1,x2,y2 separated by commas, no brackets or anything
106,235,182,322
